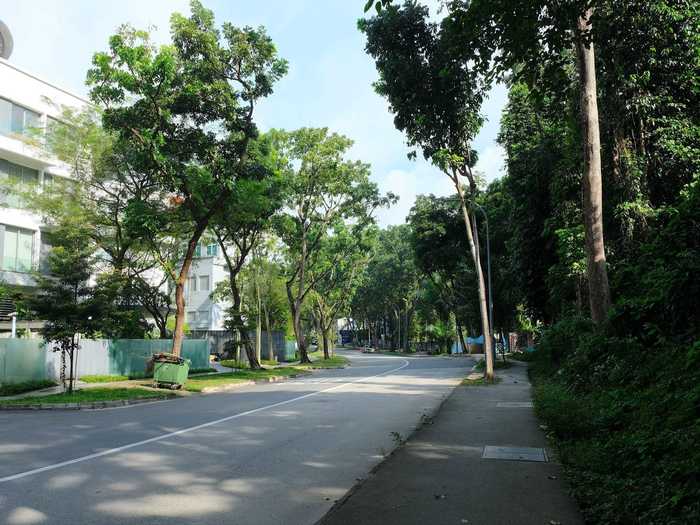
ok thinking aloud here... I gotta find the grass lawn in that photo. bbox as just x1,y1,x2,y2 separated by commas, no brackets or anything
0,379,57,397
80,375,129,383
0,387,166,406
296,355,348,368
189,367,217,375
184,367,306,392
218,359,281,369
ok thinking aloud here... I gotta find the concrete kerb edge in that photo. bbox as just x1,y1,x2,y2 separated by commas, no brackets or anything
1,366,328,407
0,395,177,411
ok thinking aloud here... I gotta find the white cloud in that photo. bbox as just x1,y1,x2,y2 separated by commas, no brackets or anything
375,164,455,227
474,145,506,184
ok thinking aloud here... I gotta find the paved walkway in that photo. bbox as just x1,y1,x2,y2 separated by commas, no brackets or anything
320,360,583,525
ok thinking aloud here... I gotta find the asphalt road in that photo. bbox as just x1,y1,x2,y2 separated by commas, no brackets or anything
0,351,472,525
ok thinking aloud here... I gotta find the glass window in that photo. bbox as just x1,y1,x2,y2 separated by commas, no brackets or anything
0,98,41,137
199,275,210,291
0,99,11,135
206,244,218,256
188,276,197,293
2,225,34,272
39,232,53,274
198,310,210,326
187,311,198,323
0,159,39,208
194,244,202,257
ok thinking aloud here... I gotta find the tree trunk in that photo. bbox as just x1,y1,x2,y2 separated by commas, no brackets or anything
231,274,261,369
255,276,262,364
322,328,330,360
456,320,468,353
287,286,310,363
396,307,402,351
263,302,274,362
576,8,612,324
67,341,75,394
453,176,495,380
172,229,205,356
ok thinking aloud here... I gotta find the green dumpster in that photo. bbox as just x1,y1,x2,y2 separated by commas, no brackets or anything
152,353,190,389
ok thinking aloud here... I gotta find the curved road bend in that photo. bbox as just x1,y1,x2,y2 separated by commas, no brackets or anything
0,351,472,525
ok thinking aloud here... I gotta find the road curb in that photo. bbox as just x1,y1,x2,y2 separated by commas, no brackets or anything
200,372,312,393
0,395,176,411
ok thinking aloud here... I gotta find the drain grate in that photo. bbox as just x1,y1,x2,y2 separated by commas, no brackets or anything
496,401,534,408
482,446,548,462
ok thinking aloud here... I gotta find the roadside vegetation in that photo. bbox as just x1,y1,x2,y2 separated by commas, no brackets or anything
0,387,165,406
80,375,129,383
183,367,307,393
0,380,56,397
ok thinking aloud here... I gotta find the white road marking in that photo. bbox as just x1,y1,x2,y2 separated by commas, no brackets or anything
0,360,410,484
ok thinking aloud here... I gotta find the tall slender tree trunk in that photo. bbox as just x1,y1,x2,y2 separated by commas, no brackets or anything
231,275,261,369
255,275,262,364
172,228,205,356
456,320,468,353
576,8,612,324
263,303,274,361
453,176,495,380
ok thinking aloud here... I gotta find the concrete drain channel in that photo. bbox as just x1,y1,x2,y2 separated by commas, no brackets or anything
495,401,534,408
482,446,548,462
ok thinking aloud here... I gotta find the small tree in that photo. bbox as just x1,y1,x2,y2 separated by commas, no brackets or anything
27,226,100,393
87,0,287,355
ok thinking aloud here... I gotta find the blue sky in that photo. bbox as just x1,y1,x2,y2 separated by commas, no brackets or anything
2,0,506,226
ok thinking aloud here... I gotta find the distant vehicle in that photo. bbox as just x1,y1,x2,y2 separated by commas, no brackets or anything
362,346,375,353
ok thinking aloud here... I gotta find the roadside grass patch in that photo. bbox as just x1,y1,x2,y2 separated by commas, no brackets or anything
461,374,502,386
0,387,165,406
0,379,57,397
188,367,217,375
80,375,129,383
509,351,537,362
184,367,306,392
297,355,348,369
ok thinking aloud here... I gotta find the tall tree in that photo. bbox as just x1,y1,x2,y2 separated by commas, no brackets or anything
87,0,287,355
212,137,285,369
436,0,613,322
310,223,377,358
273,128,393,363
360,3,496,378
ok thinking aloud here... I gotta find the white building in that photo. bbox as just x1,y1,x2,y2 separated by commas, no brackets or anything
0,20,232,336
183,242,230,332
0,21,88,329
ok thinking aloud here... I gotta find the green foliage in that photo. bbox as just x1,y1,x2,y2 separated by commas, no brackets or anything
0,380,57,397
0,387,165,406
79,375,130,383
26,226,101,350
86,0,287,351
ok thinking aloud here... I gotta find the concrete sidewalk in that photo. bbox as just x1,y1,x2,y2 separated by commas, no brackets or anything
320,360,583,525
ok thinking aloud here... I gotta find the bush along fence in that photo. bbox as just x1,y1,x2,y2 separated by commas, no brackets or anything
0,339,209,386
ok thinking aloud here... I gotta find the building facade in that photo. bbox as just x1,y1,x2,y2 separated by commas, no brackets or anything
182,242,230,332
0,22,88,329
0,20,233,337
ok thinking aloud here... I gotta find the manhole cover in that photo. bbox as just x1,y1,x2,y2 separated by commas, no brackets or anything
482,446,548,462
496,402,533,408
